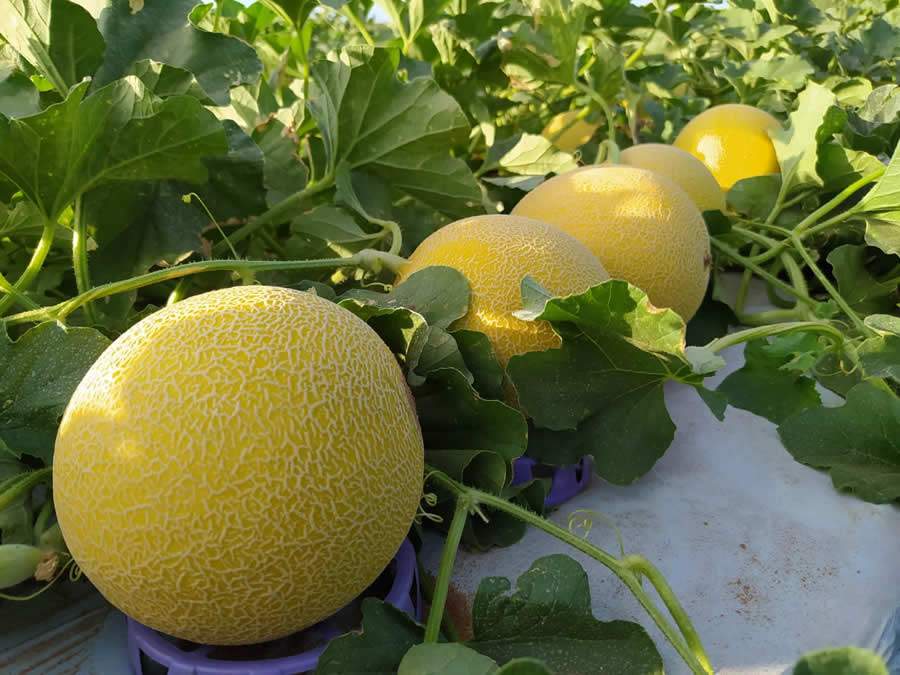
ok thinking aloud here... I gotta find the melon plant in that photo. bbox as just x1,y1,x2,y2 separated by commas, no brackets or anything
53,286,424,645
0,1,898,675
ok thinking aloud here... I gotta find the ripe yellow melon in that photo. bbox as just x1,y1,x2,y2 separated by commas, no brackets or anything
396,215,608,367
542,110,600,152
513,165,710,321
53,286,424,645
674,103,781,190
619,143,725,213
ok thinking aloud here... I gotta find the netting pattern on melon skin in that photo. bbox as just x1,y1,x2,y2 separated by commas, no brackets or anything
514,165,711,321
53,285,424,646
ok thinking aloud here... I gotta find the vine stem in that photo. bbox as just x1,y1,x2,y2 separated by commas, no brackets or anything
212,177,335,256
574,82,619,163
341,5,376,46
424,495,469,643
0,222,56,316
793,169,884,236
711,239,815,306
0,468,52,513
734,244,760,316
0,272,40,311
706,321,846,356
745,169,882,265
426,470,713,675
735,307,807,326
71,197,97,325
790,234,872,337
3,250,408,326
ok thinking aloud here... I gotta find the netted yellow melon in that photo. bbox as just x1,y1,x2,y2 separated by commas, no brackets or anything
53,286,424,645
513,165,710,321
542,110,600,152
396,214,609,367
619,143,725,213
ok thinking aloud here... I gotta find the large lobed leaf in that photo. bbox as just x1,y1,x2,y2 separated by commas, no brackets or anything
307,47,481,219
317,555,660,674
507,278,723,485
0,0,104,91
777,383,900,504
0,78,228,220
468,555,663,673
86,0,262,105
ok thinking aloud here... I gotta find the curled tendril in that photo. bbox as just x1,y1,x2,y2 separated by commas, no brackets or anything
415,490,444,525
0,555,77,602
568,509,626,558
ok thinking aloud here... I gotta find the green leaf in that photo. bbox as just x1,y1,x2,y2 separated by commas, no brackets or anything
481,133,577,177
0,78,228,220
411,326,472,384
253,118,309,208
858,141,900,257
587,41,625,100
468,555,662,673
292,205,374,246
128,59,212,102
317,598,423,675
399,644,555,675
0,322,110,463
0,457,32,545
792,646,889,675
453,330,505,401
0,0,105,92
686,279,738,346
83,179,210,323
335,166,395,223
863,213,900,258
499,0,586,89
90,0,262,105
865,314,900,335
717,339,821,424
859,141,900,215
816,144,884,193
777,383,900,504
858,334,900,384
846,84,900,155
0,68,40,119
507,279,703,485
726,175,780,220
399,643,500,675
826,244,898,315
415,368,527,492
181,120,267,221
770,82,838,193
348,266,470,330
307,47,481,218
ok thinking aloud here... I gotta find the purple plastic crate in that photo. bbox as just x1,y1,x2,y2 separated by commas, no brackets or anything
127,538,420,675
512,456,593,508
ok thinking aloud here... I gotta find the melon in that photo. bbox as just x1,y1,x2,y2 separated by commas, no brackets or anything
542,110,600,152
512,165,710,321
674,103,781,190
396,214,609,368
619,143,725,213
53,286,424,645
